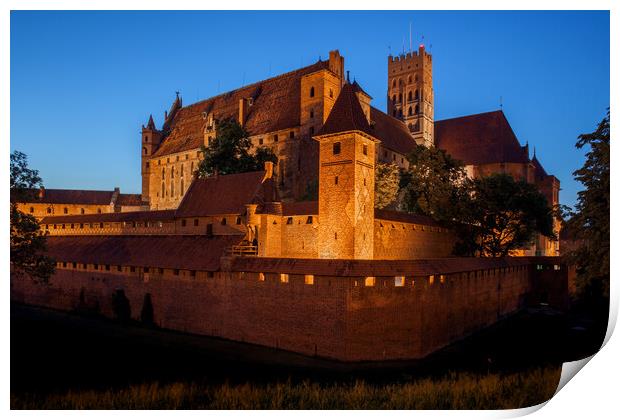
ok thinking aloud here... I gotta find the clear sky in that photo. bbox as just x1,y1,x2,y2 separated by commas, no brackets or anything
10,10,609,208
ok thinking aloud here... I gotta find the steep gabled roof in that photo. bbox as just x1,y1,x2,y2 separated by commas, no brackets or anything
45,235,242,271
175,171,277,217
151,60,331,158
40,210,175,225
116,193,145,207
369,107,418,155
316,83,374,137
435,110,530,165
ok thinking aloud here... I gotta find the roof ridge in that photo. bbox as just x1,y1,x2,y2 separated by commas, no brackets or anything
435,109,504,123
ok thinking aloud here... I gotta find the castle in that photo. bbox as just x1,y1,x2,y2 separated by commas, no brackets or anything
12,47,567,362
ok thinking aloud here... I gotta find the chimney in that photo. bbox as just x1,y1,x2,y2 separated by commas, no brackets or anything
238,98,248,126
38,186,45,199
263,161,274,179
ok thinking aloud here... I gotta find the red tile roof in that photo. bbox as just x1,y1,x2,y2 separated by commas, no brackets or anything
230,256,555,277
116,193,145,207
435,110,530,165
25,189,115,205
369,107,418,155
152,60,331,158
45,235,242,271
316,83,374,138
40,209,175,225
176,171,276,217
282,201,318,216
374,209,442,227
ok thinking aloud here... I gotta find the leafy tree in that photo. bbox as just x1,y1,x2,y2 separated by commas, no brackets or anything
566,110,610,299
374,162,401,209
400,145,471,222
196,118,277,178
463,174,555,257
10,151,55,283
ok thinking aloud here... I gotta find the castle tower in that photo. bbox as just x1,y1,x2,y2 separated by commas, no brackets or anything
387,44,434,147
141,115,162,205
314,83,379,259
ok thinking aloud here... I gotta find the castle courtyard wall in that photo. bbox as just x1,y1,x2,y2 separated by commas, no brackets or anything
11,258,567,362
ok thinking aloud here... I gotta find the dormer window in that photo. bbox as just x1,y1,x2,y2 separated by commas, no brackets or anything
333,142,341,155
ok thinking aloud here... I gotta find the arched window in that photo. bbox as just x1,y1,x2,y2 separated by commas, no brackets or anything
97,208,102,214
47,207,52,214
398,78,403,86
80,208,85,214
415,105,420,115
408,91,412,101
414,89,419,100
408,75,412,83
63,207,68,214
398,93,403,102
221,217,227,226
392,79,396,88
310,87,315,97
408,107,413,116
29,207,34,213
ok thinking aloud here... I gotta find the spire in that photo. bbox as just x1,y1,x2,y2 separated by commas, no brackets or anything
316,83,373,138
146,114,156,130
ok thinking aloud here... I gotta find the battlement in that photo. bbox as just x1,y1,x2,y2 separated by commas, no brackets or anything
388,45,432,64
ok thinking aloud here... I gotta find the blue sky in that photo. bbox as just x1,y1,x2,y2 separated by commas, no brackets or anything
10,10,609,208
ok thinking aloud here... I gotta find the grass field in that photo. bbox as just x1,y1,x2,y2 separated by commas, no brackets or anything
11,366,561,409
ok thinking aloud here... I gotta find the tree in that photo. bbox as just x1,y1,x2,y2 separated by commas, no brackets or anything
400,145,471,222
566,110,610,299
195,118,277,178
463,174,555,257
374,162,400,209
10,151,55,283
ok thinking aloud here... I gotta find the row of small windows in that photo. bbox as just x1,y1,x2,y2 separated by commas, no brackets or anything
285,216,314,225
331,142,368,156
392,90,420,103
57,261,206,278
391,74,419,87
45,220,166,230
309,87,334,99
34,207,103,215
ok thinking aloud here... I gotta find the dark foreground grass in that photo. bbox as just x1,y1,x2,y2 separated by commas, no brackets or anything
11,366,561,410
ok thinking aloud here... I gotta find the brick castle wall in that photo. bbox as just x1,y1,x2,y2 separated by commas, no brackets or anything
11,260,567,362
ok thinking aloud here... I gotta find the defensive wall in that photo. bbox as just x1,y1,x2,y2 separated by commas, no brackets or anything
11,256,568,362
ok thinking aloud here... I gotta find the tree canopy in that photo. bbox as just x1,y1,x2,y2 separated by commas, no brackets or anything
10,151,55,283
195,118,278,178
566,109,610,299
374,162,401,209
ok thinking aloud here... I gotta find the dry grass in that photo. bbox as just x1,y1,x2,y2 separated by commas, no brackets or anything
11,366,561,410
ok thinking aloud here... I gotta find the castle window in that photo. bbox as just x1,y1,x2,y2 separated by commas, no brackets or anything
98,208,102,214
290,131,295,139
221,217,227,226
408,107,413,116
70,223,74,229
408,91,412,101
274,134,279,142
145,136,149,143
171,182,174,197
364,277,375,287
143,147,147,155
334,232,337,240
306,216,313,224
363,144,368,155
363,178,366,186
333,142,341,155
63,207,68,214
310,87,315,98
47,207,52,214
394,276,405,287
334,176,339,185
414,74,419,82
190,162,194,174
398,93,402,102
392,79,396,88
258,138,263,145
80,223,84,229
309,127,314,135
181,219,187,227
185,154,189,160
194,219,199,226
280,273,289,283
305,275,314,285
286,217,293,225
190,270,196,277
161,182,165,197
171,167,174,178
310,109,314,119
414,89,419,100
29,207,34,213
415,105,420,115
206,223,213,236
429,275,435,285
236,216,241,225
329,89,333,98
180,179,184,193
176,156,179,162
398,109,403,117
105,265,110,271
440,275,446,284
173,269,179,276
258,272,265,281
408,75,412,83
144,267,149,273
